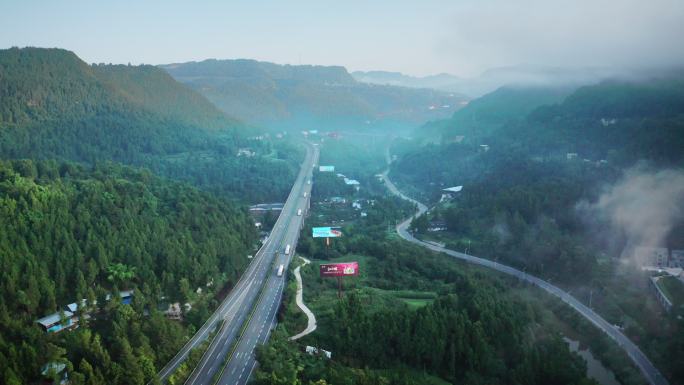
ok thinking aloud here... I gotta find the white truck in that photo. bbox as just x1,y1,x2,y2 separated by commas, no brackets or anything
277,264,284,277
284,244,291,255
297,209,302,216
303,192,307,197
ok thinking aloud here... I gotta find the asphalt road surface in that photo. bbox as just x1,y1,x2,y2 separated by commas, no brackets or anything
214,145,319,385
382,162,669,385
155,143,318,384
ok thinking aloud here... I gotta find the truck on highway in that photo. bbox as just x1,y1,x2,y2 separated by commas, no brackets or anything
303,192,308,197
297,209,302,216
277,264,284,277
285,244,291,255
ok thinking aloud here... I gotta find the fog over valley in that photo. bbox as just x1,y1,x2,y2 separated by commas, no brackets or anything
0,2,683,385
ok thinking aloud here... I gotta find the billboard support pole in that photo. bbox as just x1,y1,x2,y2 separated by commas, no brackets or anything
337,276,343,298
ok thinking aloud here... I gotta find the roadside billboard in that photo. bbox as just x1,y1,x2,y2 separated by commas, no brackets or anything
319,165,335,172
312,227,342,238
319,262,359,277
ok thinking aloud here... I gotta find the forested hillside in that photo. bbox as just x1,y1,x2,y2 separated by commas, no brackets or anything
0,47,302,202
390,75,684,382
254,165,600,385
0,159,258,384
161,59,467,132
416,85,574,141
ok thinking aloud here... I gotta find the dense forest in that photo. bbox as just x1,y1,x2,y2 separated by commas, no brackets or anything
0,47,303,202
389,75,684,382
253,171,600,385
0,159,260,384
0,47,309,385
392,76,684,277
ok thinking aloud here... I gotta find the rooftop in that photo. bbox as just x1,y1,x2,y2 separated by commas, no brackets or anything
443,186,463,193
36,311,74,327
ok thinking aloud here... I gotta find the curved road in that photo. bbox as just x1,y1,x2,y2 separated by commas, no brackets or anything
289,257,317,341
382,163,668,385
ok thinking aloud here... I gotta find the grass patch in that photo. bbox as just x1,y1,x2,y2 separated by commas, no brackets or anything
400,298,433,308
657,276,684,307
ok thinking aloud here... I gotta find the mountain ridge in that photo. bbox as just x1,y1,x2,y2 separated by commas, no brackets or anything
160,58,467,132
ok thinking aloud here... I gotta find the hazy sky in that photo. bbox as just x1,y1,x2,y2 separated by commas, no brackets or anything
1,0,683,77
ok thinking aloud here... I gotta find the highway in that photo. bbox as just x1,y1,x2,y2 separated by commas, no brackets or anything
213,145,319,385
381,163,669,385
155,142,318,385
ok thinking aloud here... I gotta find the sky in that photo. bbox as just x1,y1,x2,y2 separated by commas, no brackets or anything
1,0,683,77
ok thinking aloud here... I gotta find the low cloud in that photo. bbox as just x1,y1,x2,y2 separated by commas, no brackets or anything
577,167,684,264
439,0,684,77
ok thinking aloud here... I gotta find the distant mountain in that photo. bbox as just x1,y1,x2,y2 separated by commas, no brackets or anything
417,85,575,140
0,47,300,202
161,59,467,132
352,70,464,93
415,74,684,166
356,65,648,98
0,47,244,161
514,77,684,165
0,48,237,129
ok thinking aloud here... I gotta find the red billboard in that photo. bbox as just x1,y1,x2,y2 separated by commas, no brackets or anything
319,262,359,277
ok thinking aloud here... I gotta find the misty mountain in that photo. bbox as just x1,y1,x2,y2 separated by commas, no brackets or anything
417,85,574,140
352,70,464,92
515,77,684,165
410,74,684,168
356,65,648,98
160,59,467,132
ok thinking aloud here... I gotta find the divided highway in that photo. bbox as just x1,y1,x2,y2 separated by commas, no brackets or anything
214,147,318,385
156,143,319,385
382,163,669,385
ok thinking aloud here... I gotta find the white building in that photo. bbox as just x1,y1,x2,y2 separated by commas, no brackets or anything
635,246,669,268
671,250,684,268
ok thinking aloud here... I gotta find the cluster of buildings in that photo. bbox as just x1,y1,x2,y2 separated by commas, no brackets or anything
305,345,332,359
35,290,134,334
351,199,370,218
323,196,347,205
335,173,360,190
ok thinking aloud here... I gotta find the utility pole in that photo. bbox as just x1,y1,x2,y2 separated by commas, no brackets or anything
589,289,593,309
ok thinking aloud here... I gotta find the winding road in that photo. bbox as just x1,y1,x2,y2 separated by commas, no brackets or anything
382,159,668,385
289,257,317,341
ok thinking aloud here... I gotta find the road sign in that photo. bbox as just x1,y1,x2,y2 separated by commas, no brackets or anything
319,165,335,172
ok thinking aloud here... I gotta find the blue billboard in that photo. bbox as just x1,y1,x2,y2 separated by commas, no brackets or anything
312,227,342,238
